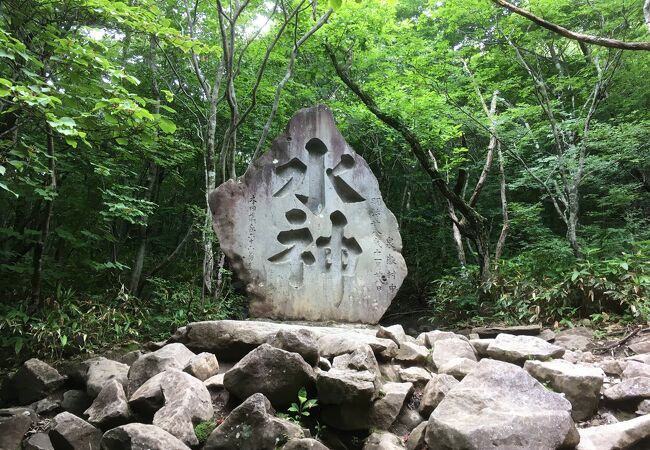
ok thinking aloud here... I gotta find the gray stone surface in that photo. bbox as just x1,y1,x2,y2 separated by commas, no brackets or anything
395,342,429,365
49,411,102,450
23,433,54,450
61,389,93,417
418,374,458,418
471,325,542,338
377,325,408,346
127,343,196,394
84,378,131,428
85,357,129,397
431,337,476,370
370,382,413,430
204,393,303,450
332,344,380,377
12,358,65,404
437,357,477,380
406,421,427,450
267,328,320,366
524,359,604,421
183,352,219,381
283,438,330,450
425,359,579,450
363,431,405,450
209,105,407,323
0,407,36,450
316,368,379,404
603,377,650,403
486,333,565,364
622,360,650,379
101,423,191,450
397,366,432,386
224,343,316,408
576,414,650,450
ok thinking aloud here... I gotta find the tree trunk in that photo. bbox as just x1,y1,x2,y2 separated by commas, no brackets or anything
447,201,466,266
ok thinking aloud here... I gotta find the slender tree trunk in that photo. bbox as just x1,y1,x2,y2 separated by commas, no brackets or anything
447,201,466,266
30,126,56,307
494,142,509,263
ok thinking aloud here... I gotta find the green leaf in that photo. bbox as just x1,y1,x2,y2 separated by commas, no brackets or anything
620,262,629,271
60,335,68,347
0,182,18,197
65,138,78,148
0,48,15,60
14,338,24,355
330,0,343,9
115,137,128,145
0,78,12,87
162,89,174,103
159,117,176,134
571,271,580,282
0,165,5,176
287,405,299,412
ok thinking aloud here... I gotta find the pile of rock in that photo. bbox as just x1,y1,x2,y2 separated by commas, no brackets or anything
2,320,650,449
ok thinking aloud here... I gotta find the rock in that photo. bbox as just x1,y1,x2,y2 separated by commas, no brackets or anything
283,438,330,449
127,343,196,394
537,329,556,341
320,402,373,430
85,357,129,397
363,431,405,450
209,105,407,323
49,411,102,450
332,344,380,377
628,353,650,365
524,359,604,421
119,350,144,366
599,358,624,376
397,366,432,387
638,399,650,415
31,397,60,415
224,343,316,408
378,325,408,347
471,325,542,338
576,414,650,450
204,393,303,450
437,357,477,380
406,421,427,450
101,423,191,450
267,329,320,366
183,352,219,381
425,359,579,450
84,378,131,428
316,368,379,404
0,407,36,450
603,377,650,403
421,330,466,348
486,333,565,364
379,363,401,382
469,338,493,357
431,337,476,370
204,374,230,409
317,332,398,360
318,357,332,371
390,407,424,436
371,382,413,429
418,374,458,418
129,369,213,446
12,358,65,404
554,328,592,352
61,390,93,417
395,342,429,365
622,360,650,379
630,337,650,354
23,433,54,450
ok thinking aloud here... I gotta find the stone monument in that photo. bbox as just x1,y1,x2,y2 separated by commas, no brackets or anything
209,105,407,323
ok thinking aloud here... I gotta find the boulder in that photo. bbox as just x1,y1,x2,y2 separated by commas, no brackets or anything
622,360,650,379
204,373,230,410
127,343,196,394
437,357,477,380
31,397,60,415
267,329,320,366
49,411,102,450
317,332,398,360
418,374,458,418
406,421,427,450
554,328,592,352
485,333,565,364
576,414,650,450
23,433,54,450
377,325,408,347
628,353,650,365
332,344,380,377
316,368,379,404
390,407,424,437
379,363,401,382
61,389,93,417
224,343,316,408
471,325,542,338
524,359,604,421
371,382,413,430
101,423,191,450
129,369,213,446
537,329,556,342
638,399,650,415
0,407,37,450
425,359,579,450
599,359,624,376
84,378,131,428
85,357,129,397
629,337,650,355
283,438,330,450
119,350,144,366
469,338,493,357
395,342,429,366
603,377,650,403
421,331,466,349
204,393,303,450
363,431,405,450
183,352,219,381
12,358,65,404
397,366,432,387
431,337,476,370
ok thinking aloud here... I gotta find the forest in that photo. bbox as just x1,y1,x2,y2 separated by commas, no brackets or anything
0,0,649,366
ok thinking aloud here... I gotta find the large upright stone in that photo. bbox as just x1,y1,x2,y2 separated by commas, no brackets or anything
209,105,407,323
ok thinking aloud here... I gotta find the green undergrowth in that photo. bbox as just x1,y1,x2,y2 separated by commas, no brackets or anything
0,280,246,371
429,241,650,328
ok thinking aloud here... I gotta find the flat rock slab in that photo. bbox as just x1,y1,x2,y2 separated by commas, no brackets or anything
101,424,191,450
577,414,650,450
603,377,650,403
425,359,579,450
524,359,604,421
209,105,407,323
471,325,542,338
486,333,565,364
